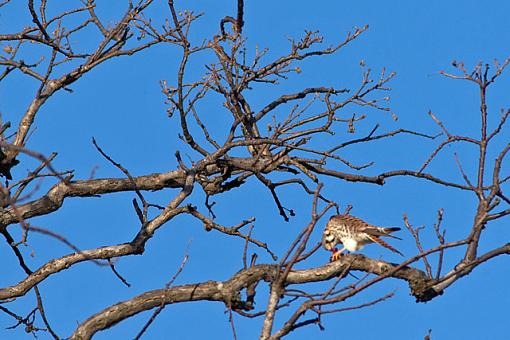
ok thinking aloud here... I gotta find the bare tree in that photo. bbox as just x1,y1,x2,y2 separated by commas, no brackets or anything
0,1,509,339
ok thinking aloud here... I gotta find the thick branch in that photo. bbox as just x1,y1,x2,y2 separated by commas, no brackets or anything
0,170,187,226
69,255,435,339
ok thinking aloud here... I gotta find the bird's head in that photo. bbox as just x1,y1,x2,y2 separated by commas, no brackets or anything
322,228,339,251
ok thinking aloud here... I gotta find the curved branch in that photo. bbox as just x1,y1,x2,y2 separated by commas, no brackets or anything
68,254,437,339
308,165,474,190
0,170,187,226
431,242,510,294
0,243,136,300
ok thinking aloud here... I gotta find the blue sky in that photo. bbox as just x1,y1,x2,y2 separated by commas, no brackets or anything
1,1,509,339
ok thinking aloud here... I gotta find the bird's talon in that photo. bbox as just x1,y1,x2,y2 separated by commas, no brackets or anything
330,252,343,262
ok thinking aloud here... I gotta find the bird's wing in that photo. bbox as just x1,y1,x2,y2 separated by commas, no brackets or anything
364,226,402,240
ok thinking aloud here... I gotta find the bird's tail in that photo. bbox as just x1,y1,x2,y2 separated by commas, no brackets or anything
381,227,402,240
367,235,404,256
368,226,402,240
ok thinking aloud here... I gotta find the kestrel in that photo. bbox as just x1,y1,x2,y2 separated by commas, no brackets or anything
322,214,403,261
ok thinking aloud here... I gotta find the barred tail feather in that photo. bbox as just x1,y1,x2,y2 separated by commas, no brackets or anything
381,227,402,240
367,235,404,256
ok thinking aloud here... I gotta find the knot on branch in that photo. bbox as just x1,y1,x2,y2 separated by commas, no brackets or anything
393,266,438,302
413,285,442,303
0,148,19,180
376,175,386,185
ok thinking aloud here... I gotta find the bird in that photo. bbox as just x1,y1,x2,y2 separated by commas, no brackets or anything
322,214,403,261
